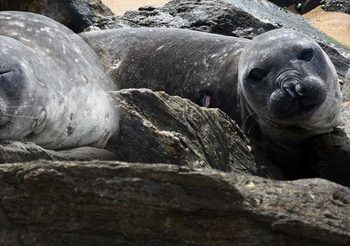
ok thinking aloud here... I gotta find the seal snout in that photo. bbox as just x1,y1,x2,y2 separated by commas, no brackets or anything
282,76,326,106
270,72,327,120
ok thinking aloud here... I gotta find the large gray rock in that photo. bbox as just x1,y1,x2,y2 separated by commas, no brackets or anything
86,0,350,80
0,161,349,245
323,0,350,14
0,0,113,32
267,0,322,14
304,106,350,187
107,89,283,178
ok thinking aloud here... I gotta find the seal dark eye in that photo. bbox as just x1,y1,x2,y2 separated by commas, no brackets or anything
248,68,266,83
299,48,314,61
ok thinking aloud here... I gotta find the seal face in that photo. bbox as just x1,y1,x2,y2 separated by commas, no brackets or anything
0,11,119,149
82,27,341,143
238,29,342,141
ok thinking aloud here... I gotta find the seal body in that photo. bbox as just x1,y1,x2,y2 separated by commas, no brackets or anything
82,28,341,143
82,28,248,119
0,11,118,149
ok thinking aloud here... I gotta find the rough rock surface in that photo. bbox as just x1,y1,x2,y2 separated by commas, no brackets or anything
304,106,350,187
0,161,349,245
323,0,350,14
107,89,283,179
86,0,350,80
0,1,349,244
268,0,323,14
0,0,113,32
0,141,117,163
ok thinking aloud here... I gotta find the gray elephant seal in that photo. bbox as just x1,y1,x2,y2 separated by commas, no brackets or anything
0,11,118,149
81,28,341,142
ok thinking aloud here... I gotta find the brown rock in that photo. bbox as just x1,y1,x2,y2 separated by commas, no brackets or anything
107,89,283,178
304,106,350,187
0,161,348,245
0,0,113,32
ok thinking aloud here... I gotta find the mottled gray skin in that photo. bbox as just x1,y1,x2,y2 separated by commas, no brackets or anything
82,28,248,119
0,11,118,150
82,28,341,142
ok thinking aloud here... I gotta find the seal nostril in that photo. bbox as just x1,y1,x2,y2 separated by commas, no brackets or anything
295,83,303,96
282,80,302,98
283,85,296,98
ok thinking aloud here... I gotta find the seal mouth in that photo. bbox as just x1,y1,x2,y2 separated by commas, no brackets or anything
0,70,12,75
279,102,320,120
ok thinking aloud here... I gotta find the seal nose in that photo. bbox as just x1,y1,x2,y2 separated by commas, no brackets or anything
282,80,303,98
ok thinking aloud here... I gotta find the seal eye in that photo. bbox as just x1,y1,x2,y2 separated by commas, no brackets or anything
248,68,266,83
299,48,314,62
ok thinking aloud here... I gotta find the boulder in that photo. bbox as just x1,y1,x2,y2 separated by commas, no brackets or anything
267,0,323,14
323,0,350,14
85,0,350,80
303,106,350,188
0,161,349,245
107,89,283,178
0,0,113,32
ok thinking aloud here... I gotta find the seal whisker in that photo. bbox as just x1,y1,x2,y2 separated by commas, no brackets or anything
5,106,34,109
3,113,39,119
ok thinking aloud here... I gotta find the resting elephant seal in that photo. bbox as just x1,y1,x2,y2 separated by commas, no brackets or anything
0,11,118,149
81,28,342,142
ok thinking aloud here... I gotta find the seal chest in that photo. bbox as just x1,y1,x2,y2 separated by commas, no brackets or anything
0,11,119,149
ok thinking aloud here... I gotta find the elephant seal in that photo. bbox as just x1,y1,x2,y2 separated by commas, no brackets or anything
81,28,342,143
0,11,118,150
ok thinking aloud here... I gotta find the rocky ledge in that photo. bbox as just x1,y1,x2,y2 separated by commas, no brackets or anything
0,161,349,245
0,0,350,245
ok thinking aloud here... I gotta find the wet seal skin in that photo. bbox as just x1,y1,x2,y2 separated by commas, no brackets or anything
81,28,342,143
0,11,118,149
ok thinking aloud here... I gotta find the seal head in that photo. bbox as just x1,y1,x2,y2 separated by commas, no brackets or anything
0,12,119,150
238,29,342,142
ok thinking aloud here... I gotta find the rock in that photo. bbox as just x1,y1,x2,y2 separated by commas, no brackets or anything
107,89,283,179
0,0,113,32
85,0,350,81
303,106,350,188
0,160,349,245
323,0,350,14
0,141,117,163
267,0,323,14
